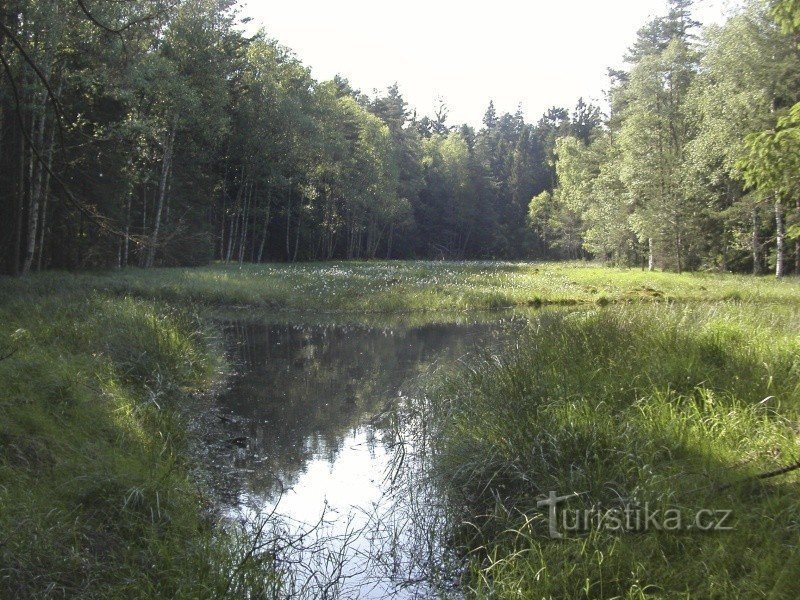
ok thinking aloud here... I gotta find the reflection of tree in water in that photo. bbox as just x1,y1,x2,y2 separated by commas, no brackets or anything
216,321,506,503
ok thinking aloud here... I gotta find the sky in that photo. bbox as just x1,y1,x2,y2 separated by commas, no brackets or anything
243,0,740,127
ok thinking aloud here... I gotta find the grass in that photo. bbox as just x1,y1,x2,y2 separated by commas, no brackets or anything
0,283,279,597
5,261,799,315
1,261,799,597
429,304,800,598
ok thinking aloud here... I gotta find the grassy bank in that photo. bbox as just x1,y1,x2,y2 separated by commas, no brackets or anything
0,282,277,597
7,261,800,314
431,304,800,598
2,262,799,597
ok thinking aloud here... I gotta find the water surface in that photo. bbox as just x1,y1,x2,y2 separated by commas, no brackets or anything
211,316,521,597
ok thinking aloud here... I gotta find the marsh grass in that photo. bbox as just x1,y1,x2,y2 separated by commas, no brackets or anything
2,262,799,597
0,285,280,597
430,305,800,598
6,261,799,315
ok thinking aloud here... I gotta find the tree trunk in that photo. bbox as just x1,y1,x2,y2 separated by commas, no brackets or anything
256,191,272,263
21,103,47,275
647,238,654,271
139,182,148,266
775,198,785,279
752,206,763,275
285,189,292,261
226,171,246,262
225,208,237,262
292,196,302,262
219,194,227,261
35,114,57,271
146,122,177,268
36,190,49,271
218,149,230,260
238,182,251,264
795,198,800,275
11,127,25,275
386,223,394,259
122,188,132,268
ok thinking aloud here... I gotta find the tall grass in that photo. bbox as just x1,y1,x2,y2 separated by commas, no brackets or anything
2,263,799,597
0,286,278,597
431,305,800,598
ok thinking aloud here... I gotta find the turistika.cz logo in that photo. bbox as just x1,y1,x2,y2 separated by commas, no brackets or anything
537,492,734,539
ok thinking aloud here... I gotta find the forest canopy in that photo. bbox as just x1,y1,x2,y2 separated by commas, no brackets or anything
1,0,799,275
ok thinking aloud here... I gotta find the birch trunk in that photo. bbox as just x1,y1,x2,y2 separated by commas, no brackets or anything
256,191,272,263
139,181,148,267
795,198,799,275
292,195,302,262
386,223,394,259
285,189,292,261
226,171,246,262
122,188,133,268
35,72,64,272
238,182,252,264
146,121,177,268
12,130,25,275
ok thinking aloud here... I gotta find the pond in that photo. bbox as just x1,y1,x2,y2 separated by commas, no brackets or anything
207,314,525,598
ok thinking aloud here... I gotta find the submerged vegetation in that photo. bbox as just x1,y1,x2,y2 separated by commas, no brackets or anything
431,304,800,597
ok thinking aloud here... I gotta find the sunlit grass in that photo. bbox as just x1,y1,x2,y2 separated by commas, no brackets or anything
429,304,800,598
4,261,799,314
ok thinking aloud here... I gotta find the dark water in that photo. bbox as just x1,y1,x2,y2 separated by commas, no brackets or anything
210,316,520,598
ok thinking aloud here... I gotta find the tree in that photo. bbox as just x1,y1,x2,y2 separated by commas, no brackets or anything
686,1,800,273
739,105,800,277
619,33,699,272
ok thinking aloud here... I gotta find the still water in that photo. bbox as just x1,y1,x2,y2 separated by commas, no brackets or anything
209,316,521,598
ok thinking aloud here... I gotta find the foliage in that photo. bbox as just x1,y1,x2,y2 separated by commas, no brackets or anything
540,0,800,275
0,1,602,272
740,104,800,198
3,0,800,275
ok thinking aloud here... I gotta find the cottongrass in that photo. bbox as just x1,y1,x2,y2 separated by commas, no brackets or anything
5,261,800,316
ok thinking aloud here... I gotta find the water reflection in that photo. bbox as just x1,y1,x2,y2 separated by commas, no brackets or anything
212,318,517,598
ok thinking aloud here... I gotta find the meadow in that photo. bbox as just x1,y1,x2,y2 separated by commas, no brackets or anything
5,261,798,313
1,261,799,597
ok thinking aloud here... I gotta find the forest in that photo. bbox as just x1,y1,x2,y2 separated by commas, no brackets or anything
2,0,799,275
5,1,800,597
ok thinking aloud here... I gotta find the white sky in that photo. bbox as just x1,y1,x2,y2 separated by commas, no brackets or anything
242,0,740,127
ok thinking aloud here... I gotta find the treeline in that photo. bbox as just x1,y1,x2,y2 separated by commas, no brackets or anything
0,0,604,274
537,0,800,276
3,1,800,275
